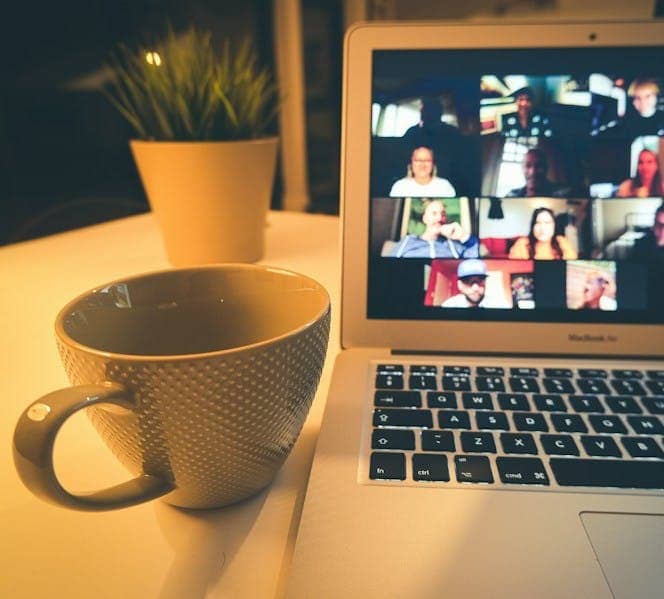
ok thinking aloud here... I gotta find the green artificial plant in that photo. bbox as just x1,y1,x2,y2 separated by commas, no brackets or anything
105,27,279,141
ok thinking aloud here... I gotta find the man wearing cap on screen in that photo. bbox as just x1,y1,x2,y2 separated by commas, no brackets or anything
442,259,504,308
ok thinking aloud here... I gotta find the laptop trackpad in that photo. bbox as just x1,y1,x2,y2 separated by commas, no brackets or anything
580,512,664,599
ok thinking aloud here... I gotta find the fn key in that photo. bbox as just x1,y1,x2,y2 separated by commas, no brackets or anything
370,452,406,480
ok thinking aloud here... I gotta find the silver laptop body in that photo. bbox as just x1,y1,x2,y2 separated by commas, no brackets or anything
287,21,664,598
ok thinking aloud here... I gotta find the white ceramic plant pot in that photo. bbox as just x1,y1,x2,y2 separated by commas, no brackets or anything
131,138,278,265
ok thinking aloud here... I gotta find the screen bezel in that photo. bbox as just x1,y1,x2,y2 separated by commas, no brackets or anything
341,20,664,357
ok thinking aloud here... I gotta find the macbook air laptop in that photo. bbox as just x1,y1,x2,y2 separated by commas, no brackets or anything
287,20,664,598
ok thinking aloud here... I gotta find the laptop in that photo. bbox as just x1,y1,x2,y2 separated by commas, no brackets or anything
287,20,664,598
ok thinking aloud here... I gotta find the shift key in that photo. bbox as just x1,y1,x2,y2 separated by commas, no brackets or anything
373,408,433,428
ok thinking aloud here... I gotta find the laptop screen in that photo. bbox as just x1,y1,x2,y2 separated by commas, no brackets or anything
368,47,664,325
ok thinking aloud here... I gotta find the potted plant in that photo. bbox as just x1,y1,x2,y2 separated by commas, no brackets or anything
105,27,279,265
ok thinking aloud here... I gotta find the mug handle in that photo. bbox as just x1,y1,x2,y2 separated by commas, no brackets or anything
13,383,175,511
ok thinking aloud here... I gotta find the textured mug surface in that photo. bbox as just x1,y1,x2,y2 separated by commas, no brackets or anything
14,265,330,510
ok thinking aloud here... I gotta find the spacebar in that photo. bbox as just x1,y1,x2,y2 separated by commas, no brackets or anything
550,459,664,489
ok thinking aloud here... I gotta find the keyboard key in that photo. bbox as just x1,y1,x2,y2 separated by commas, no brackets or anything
541,434,579,456
513,412,549,432
509,377,540,393
374,390,421,408
370,452,406,480
569,395,604,413
497,393,530,411
421,430,455,452
438,410,471,430
497,457,550,485
413,454,450,482
462,392,494,410
377,364,404,373
443,365,470,376
477,366,504,376
500,432,538,455
646,380,664,395
460,431,497,453
589,415,627,434
533,394,566,412
612,369,644,379
372,429,415,450
543,378,576,394
627,415,664,435
544,368,573,378
581,435,622,457
550,458,664,489
551,413,588,433
426,391,457,409
643,397,664,415
375,373,403,389
605,396,641,414
577,379,611,395
411,365,437,375
646,370,664,380
578,369,608,378
621,437,664,459
373,409,433,428
511,367,538,377
476,411,510,431
442,375,471,392
454,455,494,484
409,374,438,390
476,376,506,392
611,379,647,396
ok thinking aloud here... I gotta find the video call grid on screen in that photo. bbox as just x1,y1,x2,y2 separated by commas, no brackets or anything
368,47,664,323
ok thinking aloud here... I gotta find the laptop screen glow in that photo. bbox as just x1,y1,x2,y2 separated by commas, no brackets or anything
368,47,664,325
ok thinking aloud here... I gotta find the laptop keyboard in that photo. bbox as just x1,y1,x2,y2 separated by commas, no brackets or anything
365,362,664,492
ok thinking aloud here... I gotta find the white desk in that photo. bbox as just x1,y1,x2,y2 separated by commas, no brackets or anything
0,211,340,598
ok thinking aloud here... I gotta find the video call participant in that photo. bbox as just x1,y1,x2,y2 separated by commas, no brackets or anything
616,149,663,198
575,271,617,311
621,78,664,139
629,203,664,265
508,207,578,260
441,259,509,308
501,86,552,139
630,204,664,306
506,148,569,198
389,146,456,198
402,96,462,151
401,96,475,196
390,199,479,258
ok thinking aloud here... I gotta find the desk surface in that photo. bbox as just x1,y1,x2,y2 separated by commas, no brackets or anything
0,211,340,599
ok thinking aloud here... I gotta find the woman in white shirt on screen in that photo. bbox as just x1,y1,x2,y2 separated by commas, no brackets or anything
389,146,456,198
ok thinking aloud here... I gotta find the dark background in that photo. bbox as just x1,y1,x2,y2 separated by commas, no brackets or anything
0,0,342,245
2,2,663,245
